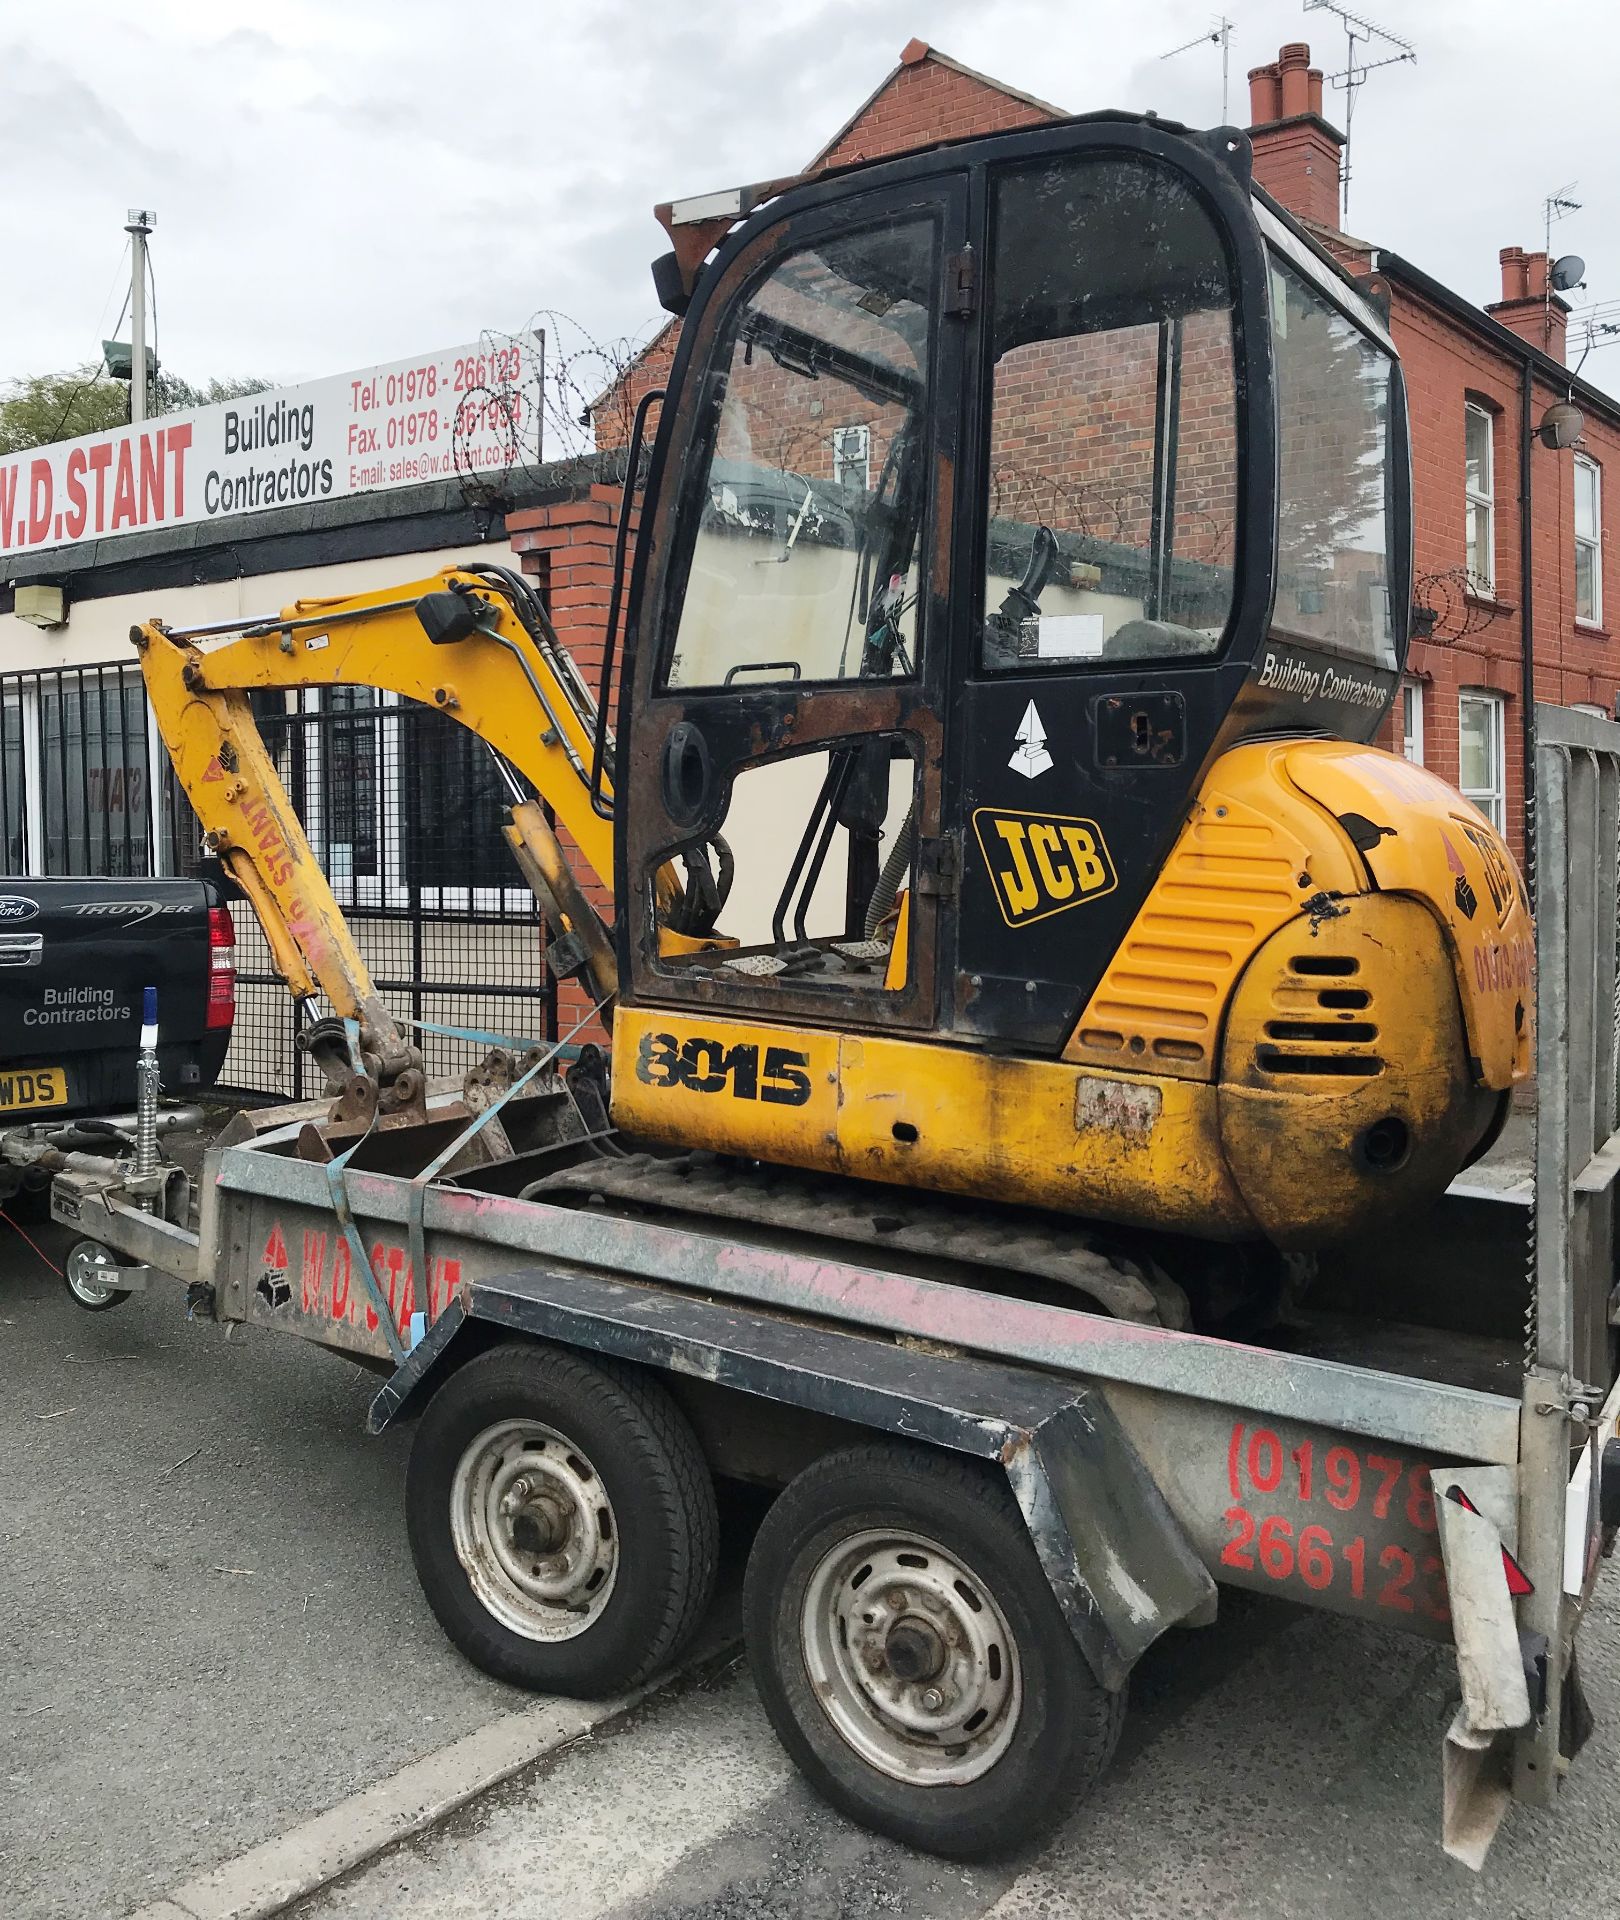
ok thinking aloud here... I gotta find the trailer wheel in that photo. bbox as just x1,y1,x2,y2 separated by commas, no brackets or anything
406,1340,718,1696
744,1442,1124,1859
64,1239,131,1312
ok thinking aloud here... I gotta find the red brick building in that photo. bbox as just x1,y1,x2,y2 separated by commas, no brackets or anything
1243,42,1619,864
511,37,1616,1024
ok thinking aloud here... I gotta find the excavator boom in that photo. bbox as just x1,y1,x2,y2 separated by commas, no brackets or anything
134,565,623,1094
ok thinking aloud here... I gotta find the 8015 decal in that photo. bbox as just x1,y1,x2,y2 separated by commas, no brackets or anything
635,1031,812,1106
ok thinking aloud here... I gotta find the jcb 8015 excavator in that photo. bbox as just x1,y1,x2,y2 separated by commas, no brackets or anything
136,114,1531,1272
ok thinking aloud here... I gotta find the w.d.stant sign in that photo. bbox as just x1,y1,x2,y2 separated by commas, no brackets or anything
0,337,542,560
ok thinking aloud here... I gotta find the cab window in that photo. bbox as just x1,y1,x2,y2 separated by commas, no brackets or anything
663,215,938,691
980,156,1239,670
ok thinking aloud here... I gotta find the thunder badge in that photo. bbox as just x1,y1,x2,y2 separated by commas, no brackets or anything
973,809,1117,928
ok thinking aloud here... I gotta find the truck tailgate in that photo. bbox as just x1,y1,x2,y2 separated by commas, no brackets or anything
0,877,229,1115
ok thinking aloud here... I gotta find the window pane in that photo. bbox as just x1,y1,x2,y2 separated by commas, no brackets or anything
0,692,25,870
1459,695,1499,797
665,216,937,689
1467,499,1493,592
1401,681,1422,763
982,156,1237,669
1272,261,1396,667
1576,539,1598,622
1576,458,1600,540
1465,407,1492,500
322,687,380,886
39,672,152,876
402,703,519,893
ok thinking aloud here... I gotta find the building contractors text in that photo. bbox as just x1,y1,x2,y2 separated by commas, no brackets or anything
0,337,541,559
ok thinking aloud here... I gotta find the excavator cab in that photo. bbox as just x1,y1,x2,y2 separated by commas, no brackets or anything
622,119,1399,1030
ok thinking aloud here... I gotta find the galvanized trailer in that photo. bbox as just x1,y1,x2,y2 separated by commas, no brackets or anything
50,707,1620,1865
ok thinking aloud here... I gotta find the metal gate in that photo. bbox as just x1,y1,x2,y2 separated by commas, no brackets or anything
0,668,559,1099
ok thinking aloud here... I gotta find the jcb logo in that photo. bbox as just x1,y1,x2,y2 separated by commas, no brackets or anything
973,808,1117,928
1460,822,1517,925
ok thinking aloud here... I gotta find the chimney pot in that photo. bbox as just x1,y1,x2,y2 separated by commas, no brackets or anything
1246,43,1345,231
1278,43,1312,118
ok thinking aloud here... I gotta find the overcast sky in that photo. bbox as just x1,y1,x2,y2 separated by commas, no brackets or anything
3,0,1616,407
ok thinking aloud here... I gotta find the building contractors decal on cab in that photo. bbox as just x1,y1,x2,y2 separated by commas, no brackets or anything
1256,647,1389,711
0,335,543,560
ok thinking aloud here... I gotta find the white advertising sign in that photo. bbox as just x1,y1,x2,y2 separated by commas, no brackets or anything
0,337,542,562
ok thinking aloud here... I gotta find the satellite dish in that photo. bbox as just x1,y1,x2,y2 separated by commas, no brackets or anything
1538,399,1585,450
1551,254,1586,292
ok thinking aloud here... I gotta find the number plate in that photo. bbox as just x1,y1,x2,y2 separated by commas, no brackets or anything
0,1066,67,1114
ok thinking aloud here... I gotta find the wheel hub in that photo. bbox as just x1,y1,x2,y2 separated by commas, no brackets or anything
883,1619,946,1684
450,1419,619,1641
801,1530,1023,1786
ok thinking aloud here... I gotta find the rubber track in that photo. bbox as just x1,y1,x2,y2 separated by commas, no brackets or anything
534,1153,1186,1328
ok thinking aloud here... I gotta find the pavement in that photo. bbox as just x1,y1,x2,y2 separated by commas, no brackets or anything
4,1113,1619,1920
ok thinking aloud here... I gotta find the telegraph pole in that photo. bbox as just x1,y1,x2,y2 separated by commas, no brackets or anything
126,208,155,423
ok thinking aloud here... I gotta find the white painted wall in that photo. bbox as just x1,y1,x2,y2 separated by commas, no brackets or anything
0,538,523,675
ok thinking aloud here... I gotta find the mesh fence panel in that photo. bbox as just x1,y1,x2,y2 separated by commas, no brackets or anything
216,693,557,1098
0,667,557,1100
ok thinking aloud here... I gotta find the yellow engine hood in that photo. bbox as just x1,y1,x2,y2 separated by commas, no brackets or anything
1282,743,1533,1090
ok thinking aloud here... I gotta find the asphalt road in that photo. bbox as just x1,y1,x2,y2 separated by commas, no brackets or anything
0,1212,524,1920
5,1157,1620,1920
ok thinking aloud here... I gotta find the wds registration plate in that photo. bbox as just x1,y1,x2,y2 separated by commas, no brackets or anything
0,1067,66,1114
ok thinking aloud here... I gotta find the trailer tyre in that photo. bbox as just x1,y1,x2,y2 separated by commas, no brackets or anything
744,1442,1124,1859
407,1340,718,1696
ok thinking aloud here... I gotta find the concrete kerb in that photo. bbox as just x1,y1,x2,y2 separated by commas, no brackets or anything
125,1679,672,1920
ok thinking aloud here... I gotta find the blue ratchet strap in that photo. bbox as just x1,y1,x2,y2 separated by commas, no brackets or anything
401,997,611,1347
321,1016,410,1365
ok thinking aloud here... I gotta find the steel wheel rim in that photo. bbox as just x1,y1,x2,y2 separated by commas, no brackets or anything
450,1418,618,1641
66,1240,122,1308
800,1527,1023,1786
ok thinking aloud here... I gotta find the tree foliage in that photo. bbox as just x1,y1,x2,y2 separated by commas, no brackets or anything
0,366,273,456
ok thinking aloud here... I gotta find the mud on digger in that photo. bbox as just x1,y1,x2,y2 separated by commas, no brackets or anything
49,111,1618,1867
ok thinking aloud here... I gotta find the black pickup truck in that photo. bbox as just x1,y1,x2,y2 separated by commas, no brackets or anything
0,875,234,1120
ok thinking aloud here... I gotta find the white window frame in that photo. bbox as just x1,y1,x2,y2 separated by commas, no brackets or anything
1464,402,1496,597
831,422,871,492
1458,689,1507,830
1575,453,1603,627
1400,680,1424,764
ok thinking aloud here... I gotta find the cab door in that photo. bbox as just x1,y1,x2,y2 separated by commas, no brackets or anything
949,144,1254,1051
621,178,968,1037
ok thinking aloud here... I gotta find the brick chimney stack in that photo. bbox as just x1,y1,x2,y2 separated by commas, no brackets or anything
1487,246,1569,363
1246,43,1345,232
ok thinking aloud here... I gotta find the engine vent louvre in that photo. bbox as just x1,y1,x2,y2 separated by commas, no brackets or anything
1256,958,1382,1079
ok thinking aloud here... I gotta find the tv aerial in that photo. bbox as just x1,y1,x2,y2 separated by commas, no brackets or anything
1160,16,1236,123
1302,2,1416,222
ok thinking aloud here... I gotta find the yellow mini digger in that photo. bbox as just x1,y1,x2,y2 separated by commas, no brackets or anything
136,119,1530,1258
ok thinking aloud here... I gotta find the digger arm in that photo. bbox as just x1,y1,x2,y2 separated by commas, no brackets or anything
133,566,625,1081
